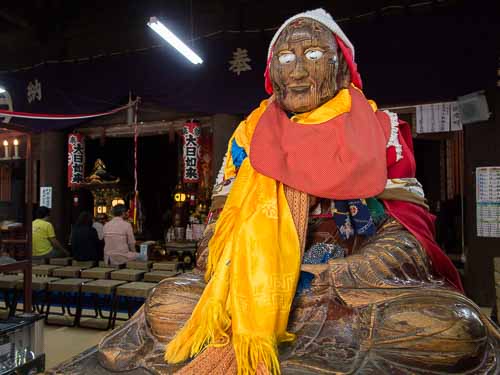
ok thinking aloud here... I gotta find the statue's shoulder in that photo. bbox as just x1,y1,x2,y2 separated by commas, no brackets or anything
233,98,271,150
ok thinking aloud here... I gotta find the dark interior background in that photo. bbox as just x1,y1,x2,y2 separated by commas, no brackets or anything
83,135,179,239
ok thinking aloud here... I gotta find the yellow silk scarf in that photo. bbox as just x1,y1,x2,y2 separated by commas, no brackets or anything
165,89,354,374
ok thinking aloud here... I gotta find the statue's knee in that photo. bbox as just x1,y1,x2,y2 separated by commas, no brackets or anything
145,273,206,340
372,293,488,371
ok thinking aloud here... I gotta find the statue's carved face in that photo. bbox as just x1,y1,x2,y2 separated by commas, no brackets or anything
270,19,350,113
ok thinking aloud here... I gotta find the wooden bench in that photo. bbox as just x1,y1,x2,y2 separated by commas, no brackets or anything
72,260,96,268
126,260,153,271
143,270,180,283
81,267,115,280
110,269,146,282
111,281,156,328
152,262,180,272
32,264,59,276
0,274,23,316
49,257,73,266
98,261,122,269
14,276,60,313
45,278,92,326
52,266,82,278
79,279,128,330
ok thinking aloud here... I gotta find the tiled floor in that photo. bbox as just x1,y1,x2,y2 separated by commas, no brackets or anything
43,307,128,370
44,325,110,369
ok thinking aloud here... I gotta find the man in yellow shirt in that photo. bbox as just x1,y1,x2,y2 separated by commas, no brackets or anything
32,206,69,260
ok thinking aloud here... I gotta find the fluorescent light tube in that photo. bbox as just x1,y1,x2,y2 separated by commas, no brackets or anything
147,17,203,65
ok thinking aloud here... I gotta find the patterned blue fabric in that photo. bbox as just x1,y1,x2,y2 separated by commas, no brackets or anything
332,199,376,240
297,242,346,296
303,243,345,264
231,138,247,168
295,271,315,296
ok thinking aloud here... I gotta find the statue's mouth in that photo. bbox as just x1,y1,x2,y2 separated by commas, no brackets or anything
288,85,311,93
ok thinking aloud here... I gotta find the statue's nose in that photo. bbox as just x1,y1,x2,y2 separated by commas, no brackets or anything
290,59,309,80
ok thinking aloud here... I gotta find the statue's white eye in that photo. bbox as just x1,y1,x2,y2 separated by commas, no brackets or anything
305,50,324,61
278,53,296,64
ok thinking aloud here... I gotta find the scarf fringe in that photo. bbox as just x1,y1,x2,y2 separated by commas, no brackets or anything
233,334,280,375
165,301,231,363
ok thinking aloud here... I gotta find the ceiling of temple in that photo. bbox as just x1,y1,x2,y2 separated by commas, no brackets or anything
0,0,462,70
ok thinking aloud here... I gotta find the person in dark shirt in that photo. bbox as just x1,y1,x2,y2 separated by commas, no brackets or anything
71,211,102,262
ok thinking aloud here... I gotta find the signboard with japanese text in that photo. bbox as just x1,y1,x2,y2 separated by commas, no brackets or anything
182,122,201,183
40,186,52,208
67,133,85,187
416,102,463,134
476,167,500,238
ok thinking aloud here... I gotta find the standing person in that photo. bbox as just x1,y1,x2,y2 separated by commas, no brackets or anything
71,211,102,262
32,206,69,261
103,204,138,266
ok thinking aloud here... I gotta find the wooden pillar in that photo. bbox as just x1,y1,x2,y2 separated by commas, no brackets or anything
39,132,68,244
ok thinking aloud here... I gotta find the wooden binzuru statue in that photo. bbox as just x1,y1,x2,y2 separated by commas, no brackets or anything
91,8,500,375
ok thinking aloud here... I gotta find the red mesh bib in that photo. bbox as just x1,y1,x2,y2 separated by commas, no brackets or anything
250,88,390,199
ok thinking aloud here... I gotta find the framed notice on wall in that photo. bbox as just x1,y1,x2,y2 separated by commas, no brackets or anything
476,167,500,238
40,186,52,209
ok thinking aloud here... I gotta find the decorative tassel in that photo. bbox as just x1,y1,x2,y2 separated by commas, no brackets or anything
233,335,280,375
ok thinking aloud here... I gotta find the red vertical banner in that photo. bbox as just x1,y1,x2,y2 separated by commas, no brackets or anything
182,121,201,183
67,133,85,187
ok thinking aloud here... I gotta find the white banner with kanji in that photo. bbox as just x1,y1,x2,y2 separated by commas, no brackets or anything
68,133,85,187
182,122,201,183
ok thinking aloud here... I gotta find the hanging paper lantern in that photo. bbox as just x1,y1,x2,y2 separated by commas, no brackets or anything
182,121,201,183
96,199,107,215
174,183,187,203
112,197,125,207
